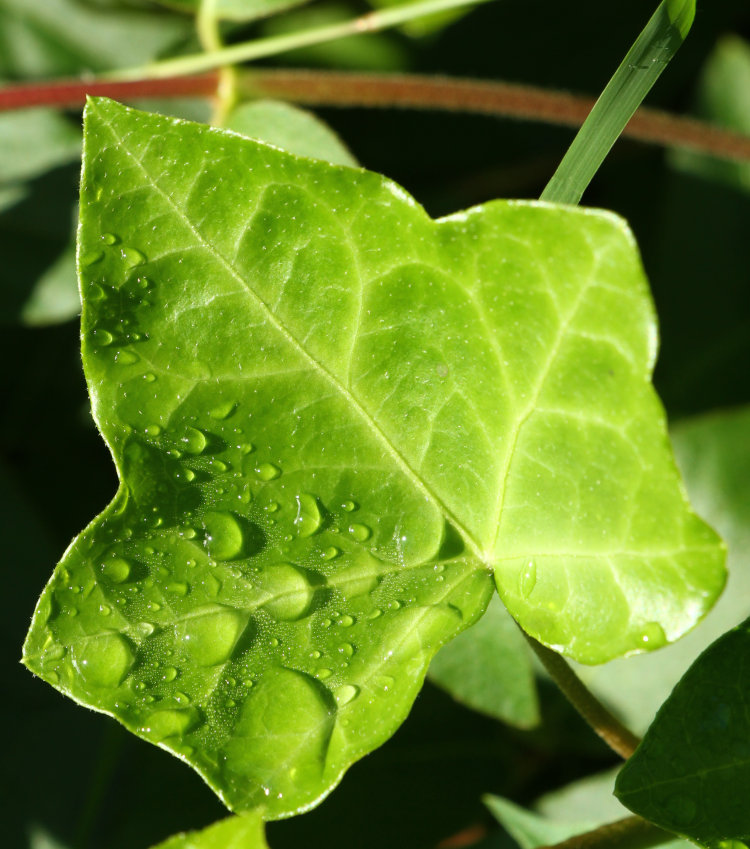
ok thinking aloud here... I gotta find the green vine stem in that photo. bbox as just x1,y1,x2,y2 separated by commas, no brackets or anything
2,71,749,166
525,634,641,760
538,816,673,849
105,0,494,81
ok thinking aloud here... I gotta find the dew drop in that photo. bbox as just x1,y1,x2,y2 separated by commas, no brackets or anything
209,401,236,420
101,232,118,245
341,500,358,513
315,668,332,680
181,426,207,455
334,684,359,706
116,349,139,365
162,666,179,682
120,246,146,267
337,614,355,627
72,633,135,687
166,581,189,596
349,523,372,542
519,560,537,599
143,372,156,384
640,621,667,648
256,462,281,481
183,469,196,483
322,546,341,561
81,249,104,267
142,707,200,741
338,642,355,658
203,511,244,560
367,608,383,620
260,563,315,621
101,557,131,583
145,424,161,436
177,607,247,666
94,329,113,347
294,493,322,538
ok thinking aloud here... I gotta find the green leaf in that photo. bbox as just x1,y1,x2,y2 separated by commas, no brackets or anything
149,814,267,849
23,98,723,817
213,0,313,23
225,100,358,167
428,593,539,728
573,406,750,734
484,794,595,849
616,615,750,842
0,0,192,77
670,35,750,191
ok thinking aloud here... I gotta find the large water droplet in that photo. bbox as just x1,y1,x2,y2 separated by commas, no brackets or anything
177,607,248,666
329,551,381,597
181,426,207,455
142,707,200,741
93,329,113,347
639,621,667,648
101,557,131,583
72,633,135,687
256,462,281,481
203,511,244,560
101,232,118,245
294,493,321,538
81,249,103,267
334,684,359,706
349,523,372,543
519,560,537,598
259,563,315,621
120,246,146,267
209,401,236,420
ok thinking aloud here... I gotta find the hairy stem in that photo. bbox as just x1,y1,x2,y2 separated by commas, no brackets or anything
2,71,749,165
538,816,673,849
525,634,641,759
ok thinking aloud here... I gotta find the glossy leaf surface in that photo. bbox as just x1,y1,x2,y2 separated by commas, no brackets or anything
616,616,750,842
23,98,723,817
150,814,266,849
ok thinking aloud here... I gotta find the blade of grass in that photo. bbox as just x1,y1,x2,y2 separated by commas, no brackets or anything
541,0,696,204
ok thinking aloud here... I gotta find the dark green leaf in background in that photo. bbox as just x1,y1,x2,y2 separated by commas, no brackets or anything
22,98,724,819
225,99,358,166
428,593,539,728
616,616,750,843
149,813,267,849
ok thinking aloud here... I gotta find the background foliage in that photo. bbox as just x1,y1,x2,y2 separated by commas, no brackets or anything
2,1,750,847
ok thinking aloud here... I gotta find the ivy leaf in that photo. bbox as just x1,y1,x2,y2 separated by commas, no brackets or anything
149,814,267,849
428,593,539,727
616,616,750,843
484,794,596,849
23,98,724,817
225,100,358,167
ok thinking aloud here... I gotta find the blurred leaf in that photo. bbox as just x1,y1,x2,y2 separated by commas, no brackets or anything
214,0,313,23
149,814,267,849
616,615,750,842
484,795,594,849
0,0,192,77
670,35,750,189
225,99,358,165
574,406,750,734
428,594,539,728
365,0,476,38
0,109,80,186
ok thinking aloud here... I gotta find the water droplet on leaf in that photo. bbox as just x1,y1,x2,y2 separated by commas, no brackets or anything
256,462,281,481
260,563,315,621
203,511,244,560
349,523,371,542
334,684,359,706
72,633,135,687
294,493,321,538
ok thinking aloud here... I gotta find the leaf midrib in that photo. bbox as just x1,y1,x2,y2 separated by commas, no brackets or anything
94,105,486,563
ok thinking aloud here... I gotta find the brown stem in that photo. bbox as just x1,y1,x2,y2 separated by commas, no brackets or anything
538,816,673,849
0,74,218,111
2,69,749,165
524,634,641,760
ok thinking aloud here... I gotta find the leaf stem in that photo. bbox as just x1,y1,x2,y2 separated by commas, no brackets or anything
524,634,641,759
102,0,495,81
537,816,673,849
541,0,695,204
196,0,238,123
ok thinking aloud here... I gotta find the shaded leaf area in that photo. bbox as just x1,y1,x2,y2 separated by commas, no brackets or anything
616,616,750,843
149,813,266,849
429,593,539,728
0,108,81,325
155,0,312,21
575,405,750,734
484,794,597,849
0,0,192,78
225,99,358,166
22,98,724,817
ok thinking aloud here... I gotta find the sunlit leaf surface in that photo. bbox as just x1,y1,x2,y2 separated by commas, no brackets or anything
23,98,724,817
